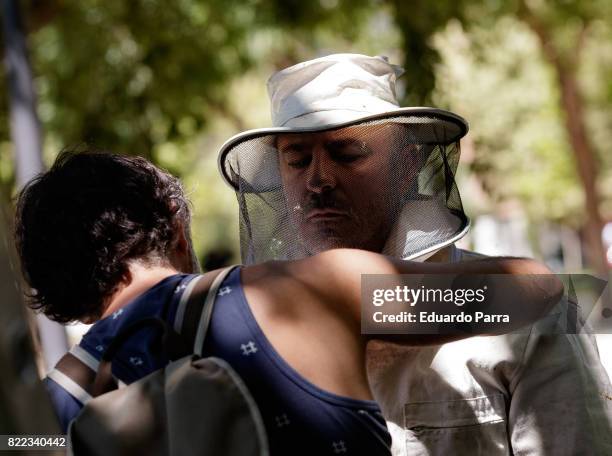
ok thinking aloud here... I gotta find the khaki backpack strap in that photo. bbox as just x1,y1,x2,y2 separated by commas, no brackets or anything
174,266,238,356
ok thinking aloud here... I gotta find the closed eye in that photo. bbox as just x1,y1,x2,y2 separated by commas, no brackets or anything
287,156,312,169
279,141,312,169
327,139,371,163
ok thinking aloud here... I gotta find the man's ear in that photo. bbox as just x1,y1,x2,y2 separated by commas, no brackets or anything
396,143,423,197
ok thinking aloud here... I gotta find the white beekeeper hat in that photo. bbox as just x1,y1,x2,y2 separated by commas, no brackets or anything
217,53,470,263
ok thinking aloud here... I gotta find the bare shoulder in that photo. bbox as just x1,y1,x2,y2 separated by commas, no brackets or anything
239,255,373,399
240,260,316,319
239,250,385,317
294,248,396,281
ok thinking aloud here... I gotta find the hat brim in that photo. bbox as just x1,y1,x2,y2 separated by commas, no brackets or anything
217,107,469,190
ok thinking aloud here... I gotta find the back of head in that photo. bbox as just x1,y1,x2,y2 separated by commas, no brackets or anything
14,150,190,323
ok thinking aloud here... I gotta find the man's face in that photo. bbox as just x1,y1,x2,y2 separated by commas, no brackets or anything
278,124,415,254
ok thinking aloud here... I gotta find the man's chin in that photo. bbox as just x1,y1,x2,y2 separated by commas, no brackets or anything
301,229,387,255
303,237,355,255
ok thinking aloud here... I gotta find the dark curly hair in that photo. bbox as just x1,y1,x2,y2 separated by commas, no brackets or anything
14,150,191,323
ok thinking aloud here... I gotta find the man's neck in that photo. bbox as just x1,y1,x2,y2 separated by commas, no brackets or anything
100,263,180,319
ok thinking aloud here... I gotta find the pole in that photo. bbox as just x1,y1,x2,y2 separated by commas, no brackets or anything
2,0,68,371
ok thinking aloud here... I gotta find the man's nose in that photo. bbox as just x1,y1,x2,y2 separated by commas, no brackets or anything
305,150,336,193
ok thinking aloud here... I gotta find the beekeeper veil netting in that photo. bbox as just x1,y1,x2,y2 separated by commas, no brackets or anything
218,110,469,264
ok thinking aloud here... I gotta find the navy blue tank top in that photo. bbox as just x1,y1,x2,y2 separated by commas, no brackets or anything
202,267,391,455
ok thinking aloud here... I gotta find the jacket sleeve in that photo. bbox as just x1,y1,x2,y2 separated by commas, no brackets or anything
508,321,612,455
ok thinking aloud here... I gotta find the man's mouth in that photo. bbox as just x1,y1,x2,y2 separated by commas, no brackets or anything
306,208,349,221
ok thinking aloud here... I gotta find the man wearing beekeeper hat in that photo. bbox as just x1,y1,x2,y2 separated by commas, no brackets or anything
218,53,612,455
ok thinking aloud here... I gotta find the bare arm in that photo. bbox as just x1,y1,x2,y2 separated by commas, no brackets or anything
288,248,563,345
239,249,562,399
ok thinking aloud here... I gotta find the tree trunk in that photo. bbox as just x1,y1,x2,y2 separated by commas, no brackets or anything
519,3,608,273
554,63,607,273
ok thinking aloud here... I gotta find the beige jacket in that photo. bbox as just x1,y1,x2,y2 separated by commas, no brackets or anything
366,248,612,455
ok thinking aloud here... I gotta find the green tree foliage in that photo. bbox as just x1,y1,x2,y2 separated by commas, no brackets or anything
433,18,582,220
1,0,610,268
0,0,372,180
387,0,612,270
387,0,467,105
0,0,374,260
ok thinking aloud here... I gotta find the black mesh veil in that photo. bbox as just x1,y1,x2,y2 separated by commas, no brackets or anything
218,110,469,264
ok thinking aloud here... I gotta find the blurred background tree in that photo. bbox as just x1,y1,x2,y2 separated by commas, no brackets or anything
0,0,374,259
388,0,612,273
0,0,610,274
